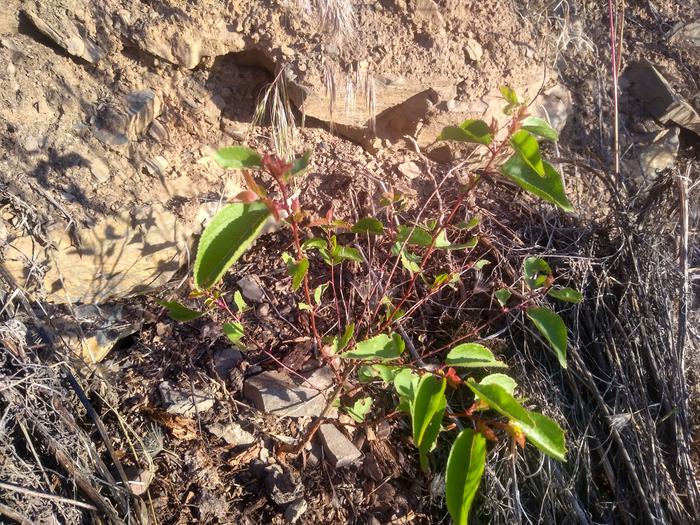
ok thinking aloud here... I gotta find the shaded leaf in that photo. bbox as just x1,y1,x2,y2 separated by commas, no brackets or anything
500,154,574,212
473,259,491,270
393,368,420,402
281,253,308,291
523,257,551,289
158,300,203,322
494,288,511,307
302,237,326,251
194,202,271,289
351,217,385,235
446,343,507,368
547,287,583,304
314,282,329,305
332,244,363,263
358,364,398,383
397,225,433,247
211,146,262,169
445,429,487,525
290,150,311,175
526,307,568,368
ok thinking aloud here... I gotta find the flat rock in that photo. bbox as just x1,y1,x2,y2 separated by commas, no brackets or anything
22,7,103,63
237,275,265,303
318,423,361,468
243,368,336,418
212,347,243,379
264,464,303,506
637,127,679,181
158,381,214,417
626,61,700,136
396,161,421,180
207,422,255,446
670,20,700,48
284,498,308,523
94,90,163,144
4,205,186,304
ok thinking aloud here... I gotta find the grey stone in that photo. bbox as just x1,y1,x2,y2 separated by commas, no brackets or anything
318,423,362,468
670,21,700,48
159,381,214,417
243,368,336,418
237,275,265,303
127,468,154,496
284,498,308,523
213,347,243,379
465,38,483,62
94,90,162,144
264,464,303,505
207,422,255,446
626,61,700,137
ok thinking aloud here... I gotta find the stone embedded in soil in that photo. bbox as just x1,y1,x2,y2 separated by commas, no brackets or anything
237,275,265,303
670,21,700,48
128,468,154,496
207,421,255,446
284,498,308,524
212,347,243,379
94,90,163,145
243,368,336,418
4,205,187,304
626,61,700,137
264,464,303,506
318,423,362,468
637,127,680,182
22,7,103,63
396,161,422,180
159,381,214,417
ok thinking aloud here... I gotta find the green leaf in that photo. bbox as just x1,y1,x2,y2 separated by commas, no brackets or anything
523,257,552,289
547,287,583,304
494,288,511,307
466,380,533,425
341,332,405,361
479,373,517,396
456,217,480,230
394,245,421,274
298,302,312,311
351,217,385,235
500,86,519,105
345,397,373,422
526,307,567,368
500,153,573,212
411,375,447,472
439,119,492,146
157,300,204,322
445,343,507,368
397,225,433,247
332,245,363,263
445,429,487,525
358,364,398,383
282,253,308,291
332,323,355,353
194,202,271,289
473,259,491,270
302,237,326,251
500,86,520,114
211,146,262,169
515,410,567,461
521,116,558,141
393,368,420,402
223,322,244,346
233,290,248,312
313,282,329,305
290,150,311,175
511,130,544,176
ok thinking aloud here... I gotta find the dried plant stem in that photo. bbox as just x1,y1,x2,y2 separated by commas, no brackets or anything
607,0,620,180
0,481,98,512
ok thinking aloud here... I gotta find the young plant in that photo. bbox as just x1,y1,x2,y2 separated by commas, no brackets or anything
161,87,578,525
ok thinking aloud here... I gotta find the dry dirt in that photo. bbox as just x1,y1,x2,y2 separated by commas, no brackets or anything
1,0,699,524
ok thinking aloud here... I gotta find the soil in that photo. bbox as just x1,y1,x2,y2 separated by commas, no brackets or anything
1,0,699,524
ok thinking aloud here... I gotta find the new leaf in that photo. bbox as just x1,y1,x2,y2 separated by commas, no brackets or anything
411,375,447,472
526,307,568,368
445,429,487,525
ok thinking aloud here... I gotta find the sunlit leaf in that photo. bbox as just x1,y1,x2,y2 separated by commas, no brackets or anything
514,410,567,461
211,146,262,169
478,373,517,396
345,397,373,422
412,375,447,472
233,290,248,312
494,288,511,307
223,322,244,346
466,380,533,425
341,333,405,361
500,154,573,212
194,202,271,289
446,343,507,368
351,217,385,235
511,130,544,176
521,116,558,141
526,307,567,368
397,225,433,247
445,429,486,525
523,257,552,289
439,119,492,146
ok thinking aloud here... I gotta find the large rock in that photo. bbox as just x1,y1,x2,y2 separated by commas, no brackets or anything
4,206,187,304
